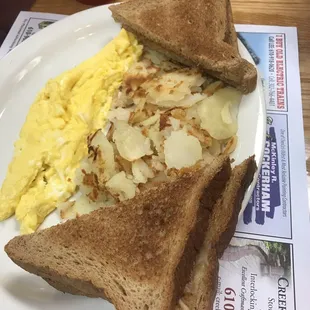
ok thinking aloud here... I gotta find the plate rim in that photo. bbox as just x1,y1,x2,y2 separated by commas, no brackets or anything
240,69,266,214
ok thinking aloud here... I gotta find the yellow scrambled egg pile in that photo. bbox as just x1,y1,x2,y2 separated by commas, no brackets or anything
0,29,142,234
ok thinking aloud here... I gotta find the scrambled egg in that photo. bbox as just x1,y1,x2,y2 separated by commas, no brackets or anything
0,29,142,234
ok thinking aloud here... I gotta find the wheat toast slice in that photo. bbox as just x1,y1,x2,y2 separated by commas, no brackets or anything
5,156,231,310
177,156,256,310
109,0,257,93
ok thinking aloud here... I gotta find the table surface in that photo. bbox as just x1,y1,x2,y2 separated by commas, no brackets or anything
31,0,310,169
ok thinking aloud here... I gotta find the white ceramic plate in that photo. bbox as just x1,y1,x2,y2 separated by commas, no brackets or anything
0,4,266,310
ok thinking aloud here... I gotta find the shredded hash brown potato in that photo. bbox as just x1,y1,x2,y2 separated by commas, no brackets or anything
60,49,242,219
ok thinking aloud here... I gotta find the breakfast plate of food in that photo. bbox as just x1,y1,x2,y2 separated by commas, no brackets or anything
0,0,265,309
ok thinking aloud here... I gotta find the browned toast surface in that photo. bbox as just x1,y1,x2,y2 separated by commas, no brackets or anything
177,156,256,310
110,0,257,93
5,156,231,310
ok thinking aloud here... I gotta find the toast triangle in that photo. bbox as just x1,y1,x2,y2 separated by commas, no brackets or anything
5,156,231,310
177,156,256,309
109,0,257,93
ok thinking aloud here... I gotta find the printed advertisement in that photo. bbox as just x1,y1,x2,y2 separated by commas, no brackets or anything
238,32,287,112
214,237,295,310
0,12,65,58
18,18,56,41
237,113,291,238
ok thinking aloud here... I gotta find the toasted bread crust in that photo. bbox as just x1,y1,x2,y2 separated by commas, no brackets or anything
110,0,257,93
224,0,238,52
170,159,231,308
177,156,256,310
5,156,232,310
43,277,96,297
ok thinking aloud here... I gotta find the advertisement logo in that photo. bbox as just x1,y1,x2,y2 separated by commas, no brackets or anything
244,117,281,225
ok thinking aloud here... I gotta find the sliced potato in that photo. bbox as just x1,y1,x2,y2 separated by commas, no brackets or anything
184,124,212,147
150,155,166,171
202,149,215,165
143,48,169,65
208,138,222,156
203,81,224,96
58,201,77,220
123,59,159,91
129,110,148,125
132,159,155,184
221,101,233,124
169,117,181,130
171,108,186,120
74,195,112,215
185,104,201,125
113,121,153,161
141,69,206,107
89,129,116,182
106,171,137,201
164,130,202,169
198,88,242,140
115,155,132,175
107,107,131,123
158,93,206,109
148,126,164,154
139,112,160,127
223,135,238,154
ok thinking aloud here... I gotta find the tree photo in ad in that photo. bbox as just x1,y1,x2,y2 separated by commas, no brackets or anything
214,237,294,310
